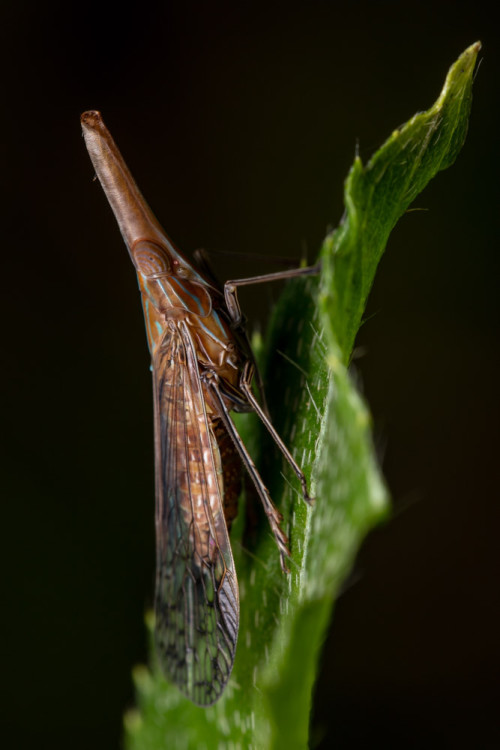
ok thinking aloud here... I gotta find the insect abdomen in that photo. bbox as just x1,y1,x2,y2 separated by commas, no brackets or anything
211,418,242,530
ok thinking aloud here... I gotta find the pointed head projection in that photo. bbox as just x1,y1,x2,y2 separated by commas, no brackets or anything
80,111,213,319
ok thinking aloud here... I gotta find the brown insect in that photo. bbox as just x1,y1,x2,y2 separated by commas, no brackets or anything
81,111,318,705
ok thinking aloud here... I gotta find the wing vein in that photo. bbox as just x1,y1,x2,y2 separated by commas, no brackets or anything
153,324,239,705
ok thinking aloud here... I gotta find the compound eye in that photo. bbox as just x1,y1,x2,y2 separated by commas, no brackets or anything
132,240,171,277
175,265,190,278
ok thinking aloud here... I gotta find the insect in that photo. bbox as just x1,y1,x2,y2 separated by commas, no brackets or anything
81,111,318,705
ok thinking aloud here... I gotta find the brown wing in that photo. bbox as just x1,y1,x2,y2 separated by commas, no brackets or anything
152,321,239,705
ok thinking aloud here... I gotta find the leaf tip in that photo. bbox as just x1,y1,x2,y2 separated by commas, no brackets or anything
436,41,481,107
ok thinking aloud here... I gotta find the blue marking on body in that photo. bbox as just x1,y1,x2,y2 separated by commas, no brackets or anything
196,316,228,348
175,279,206,316
197,318,215,340
164,280,186,310
144,298,155,352
142,272,228,350
211,309,227,339
156,279,172,307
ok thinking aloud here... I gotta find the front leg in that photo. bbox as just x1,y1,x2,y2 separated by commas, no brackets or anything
204,372,291,573
240,361,314,505
224,263,321,327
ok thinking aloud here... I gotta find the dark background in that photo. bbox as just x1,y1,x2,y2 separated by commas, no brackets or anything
1,2,498,748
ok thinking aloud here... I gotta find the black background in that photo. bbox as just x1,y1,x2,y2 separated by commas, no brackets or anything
1,2,498,748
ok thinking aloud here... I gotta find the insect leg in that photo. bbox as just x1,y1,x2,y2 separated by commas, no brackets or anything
205,374,291,573
192,248,222,289
240,361,314,505
223,262,321,327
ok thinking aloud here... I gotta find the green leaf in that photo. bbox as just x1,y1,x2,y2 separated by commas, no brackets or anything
124,42,480,750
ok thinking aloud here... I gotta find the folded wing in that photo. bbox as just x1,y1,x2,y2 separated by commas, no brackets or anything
153,322,239,705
